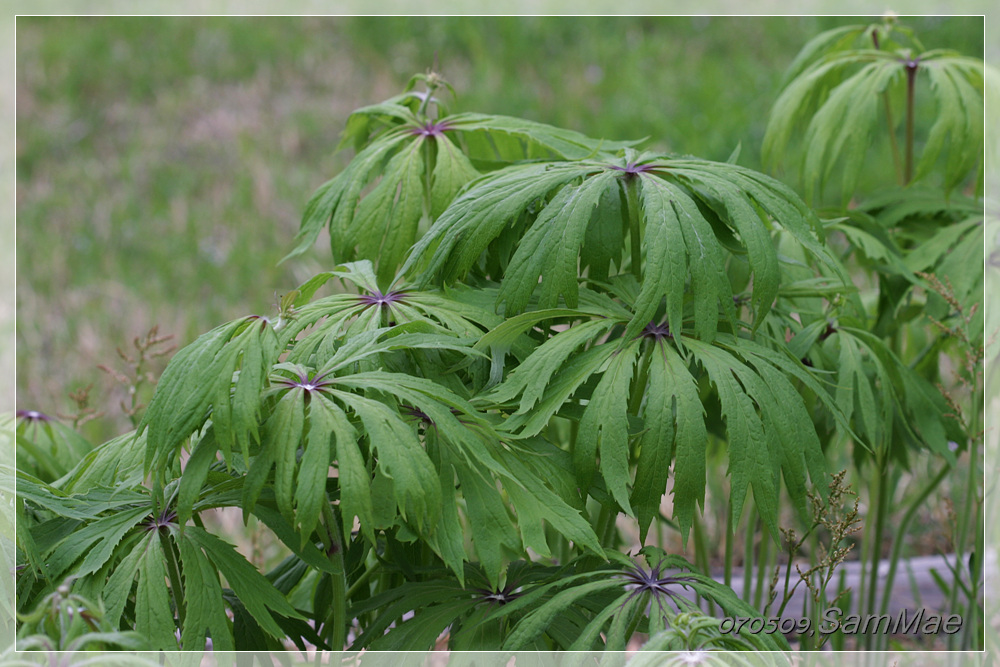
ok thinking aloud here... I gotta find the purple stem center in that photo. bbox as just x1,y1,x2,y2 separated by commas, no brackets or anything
609,161,655,176
17,409,51,422
409,120,452,138
642,321,673,341
358,290,406,307
275,370,333,394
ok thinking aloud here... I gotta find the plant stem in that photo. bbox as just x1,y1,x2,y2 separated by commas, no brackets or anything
882,94,904,186
754,531,771,610
872,31,904,185
743,516,757,602
423,135,435,218
863,452,890,648
624,177,643,281
159,529,186,637
595,503,618,548
904,59,918,185
345,559,380,600
417,80,440,119
318,496,348,651
628,344,652,417
878,463,949,619
724,502,734,589
691,514,716,616
947,451,979,649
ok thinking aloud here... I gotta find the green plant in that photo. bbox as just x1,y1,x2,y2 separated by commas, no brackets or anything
13,17,984,654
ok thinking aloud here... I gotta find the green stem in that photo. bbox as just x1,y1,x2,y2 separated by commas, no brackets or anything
423,136,435,217
628,344,652,417
754,531,771,610
878,463,950,618
595,503,618,549
417,81,439,118
345,560,380,601
159,529,186,638
863,453,890,649
625,177,643,281
724,502,734,589
743,516,757,602
691,515,716,616
872,31,903,186
318,496,348,651
904,60,918,185
947,451,978,649
883,93,904,186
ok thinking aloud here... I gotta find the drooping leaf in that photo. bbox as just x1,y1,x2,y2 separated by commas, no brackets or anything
141,316,280,472
135,535,178,651
574,339,640,510
411,154,842,334
177,530,233,651
182,526,302,643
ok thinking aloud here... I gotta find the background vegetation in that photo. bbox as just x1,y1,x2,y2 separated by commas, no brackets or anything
16,16,984,444
12,16,991,653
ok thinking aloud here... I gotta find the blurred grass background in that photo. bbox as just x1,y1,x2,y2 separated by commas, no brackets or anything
16,16,984,444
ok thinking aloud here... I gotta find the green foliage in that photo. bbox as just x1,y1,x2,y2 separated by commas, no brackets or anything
13,17,984,654
286,81,638,285
763,18,987,202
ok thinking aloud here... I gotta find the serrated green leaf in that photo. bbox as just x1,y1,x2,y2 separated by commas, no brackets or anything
498,171,616,314
44,504,150,580
631,346,675,541
259,389,306,524
312,395,372,544
486,317,618,411
502,578,622,650
295,400,333,545
103,531,154,628
135,535,178,651
184,526,302,643
330,390,441,532
352,137,427,284
456,462,520,588
918,55,984,191
141,316,279,473
575,339,640,511
428,463,467,583
448,112,640,161
406,162,591,283
658,343,707,540
431,134,480,219
177,531,233,651
177,429,219,528
687,339,780,537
